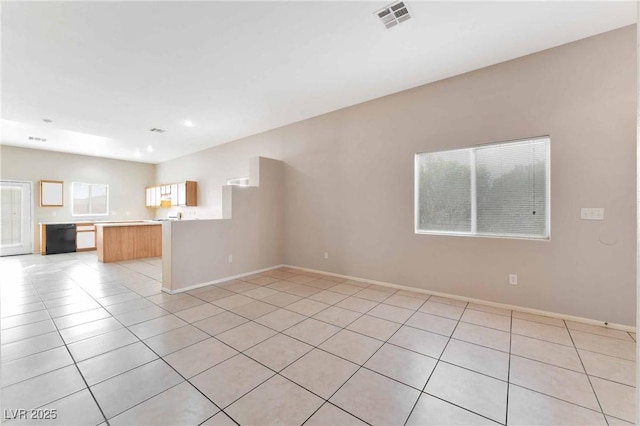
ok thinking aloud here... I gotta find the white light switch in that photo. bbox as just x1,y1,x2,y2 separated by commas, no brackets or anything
581,208,604,221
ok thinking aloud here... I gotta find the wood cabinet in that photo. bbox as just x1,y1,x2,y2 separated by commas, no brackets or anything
145,181,197,208
40,222,149,254
40,223,96,254
76,224,96,251
96,223,162,262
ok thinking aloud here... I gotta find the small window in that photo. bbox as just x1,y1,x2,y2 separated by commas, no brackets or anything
72,182,109,216
226,177,249,187
415,136,550,239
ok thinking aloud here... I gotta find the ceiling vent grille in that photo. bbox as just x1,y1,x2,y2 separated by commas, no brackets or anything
28,136,47,142
377,1,411,29
149,128,166,133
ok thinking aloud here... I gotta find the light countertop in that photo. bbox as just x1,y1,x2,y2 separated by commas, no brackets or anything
95,222,162,228
39,219,152,225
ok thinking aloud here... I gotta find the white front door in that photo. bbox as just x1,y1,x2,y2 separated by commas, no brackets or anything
0,181,32,256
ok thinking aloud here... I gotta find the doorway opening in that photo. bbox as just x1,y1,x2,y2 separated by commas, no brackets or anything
1,181,33,256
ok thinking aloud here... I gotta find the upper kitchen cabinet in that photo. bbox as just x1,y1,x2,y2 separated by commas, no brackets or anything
145,181,197,207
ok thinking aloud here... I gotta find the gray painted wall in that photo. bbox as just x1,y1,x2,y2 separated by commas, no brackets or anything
157,26,637,325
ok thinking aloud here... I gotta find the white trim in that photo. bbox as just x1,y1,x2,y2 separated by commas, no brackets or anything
415,229,549,241
470,148,477,234
283,264,636,333
159,260,635,332
162,264,285,294
415,136,551,240
416,135,551,156
545,138,552,239
414,154,419,233
635,8,639,421
0,180,34,256
71,182,110,217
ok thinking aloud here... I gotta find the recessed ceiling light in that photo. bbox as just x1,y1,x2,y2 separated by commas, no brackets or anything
42,119,53,124
146,145,154,152
135,149,141,157
183,120,194,127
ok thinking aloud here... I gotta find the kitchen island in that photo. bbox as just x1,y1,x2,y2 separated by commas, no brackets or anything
96,222,161,263
39,219,151,255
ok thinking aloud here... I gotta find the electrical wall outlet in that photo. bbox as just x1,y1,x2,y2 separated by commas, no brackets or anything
228,255,233,263
324,252,329,259
580,208,604,221
509,274,518,285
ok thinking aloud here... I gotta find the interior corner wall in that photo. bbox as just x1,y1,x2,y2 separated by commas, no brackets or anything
163,157,285,292
0,145,156,252
156,25,637,326
153,134,284,220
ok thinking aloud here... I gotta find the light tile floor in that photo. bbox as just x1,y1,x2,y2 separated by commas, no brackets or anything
0,252,636,425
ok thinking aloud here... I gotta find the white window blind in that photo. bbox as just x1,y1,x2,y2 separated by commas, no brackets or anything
416,149,472,233
72,182,109,216
416,137,550,239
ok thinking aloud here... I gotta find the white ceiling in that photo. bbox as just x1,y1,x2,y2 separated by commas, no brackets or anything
1,1,636,164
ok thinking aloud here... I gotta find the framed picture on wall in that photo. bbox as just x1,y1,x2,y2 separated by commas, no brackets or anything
40,180,64,207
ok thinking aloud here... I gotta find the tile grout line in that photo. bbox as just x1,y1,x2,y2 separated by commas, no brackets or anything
563,319,610,425
505,309,513,425
401,300,503,426
4,261,635,425
4,338,609,426
1,318,59,345
0,272,567,394
191,278,637,354
77,293,229,424
137,270,632,347
80,280,232,424
2,341,147,390
506,382,615,416
29,280,111,426
178,276,386,425
126,270,377,424
22,257,224,424
295,288,408,426
187,305,368,423
402,295,459,426
6,299,634,370
202,277,617,423
7,269,632,379
188,278,399,425
192,276,489,349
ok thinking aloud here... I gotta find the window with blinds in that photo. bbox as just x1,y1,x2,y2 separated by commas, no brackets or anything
72,182,109,216
415,137,550,239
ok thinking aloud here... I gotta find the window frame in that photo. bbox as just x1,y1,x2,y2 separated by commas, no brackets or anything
71,182,110,217
414,136,551,241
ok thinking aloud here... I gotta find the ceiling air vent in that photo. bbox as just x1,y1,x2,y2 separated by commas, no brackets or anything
149,128,166,133
28,136,47,142
377,1,411,29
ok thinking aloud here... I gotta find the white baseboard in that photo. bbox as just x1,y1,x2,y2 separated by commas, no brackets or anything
161,262,635,332
284,264,637,333
162,264,285,295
